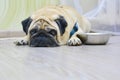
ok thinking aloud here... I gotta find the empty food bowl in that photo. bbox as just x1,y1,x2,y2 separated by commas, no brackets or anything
78,33,111,45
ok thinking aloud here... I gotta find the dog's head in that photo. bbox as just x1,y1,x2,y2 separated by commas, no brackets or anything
21,15,67,47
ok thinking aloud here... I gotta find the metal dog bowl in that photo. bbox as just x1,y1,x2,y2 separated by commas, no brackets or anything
79,33,111,45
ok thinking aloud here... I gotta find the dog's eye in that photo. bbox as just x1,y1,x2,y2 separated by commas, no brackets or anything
30,29,38,35
49,29,57,36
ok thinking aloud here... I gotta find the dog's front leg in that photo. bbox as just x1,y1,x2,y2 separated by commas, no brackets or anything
67,22,85,46
67,30,83,46
14,36,29,46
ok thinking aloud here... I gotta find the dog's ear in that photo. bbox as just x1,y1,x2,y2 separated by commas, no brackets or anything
54,16,67,36
21,17,33,34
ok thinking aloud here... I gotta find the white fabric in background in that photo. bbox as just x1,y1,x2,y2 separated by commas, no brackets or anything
60,0,120,33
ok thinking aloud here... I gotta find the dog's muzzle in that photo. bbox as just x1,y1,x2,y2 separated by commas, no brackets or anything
29,30,59,47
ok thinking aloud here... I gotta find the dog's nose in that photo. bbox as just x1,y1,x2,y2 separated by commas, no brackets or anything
35,30,47,38
39,33,45,37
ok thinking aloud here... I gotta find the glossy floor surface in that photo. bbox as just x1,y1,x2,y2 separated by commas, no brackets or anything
0,36,120,80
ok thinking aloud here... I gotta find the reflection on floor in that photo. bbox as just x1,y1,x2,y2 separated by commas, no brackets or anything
0,36,120,80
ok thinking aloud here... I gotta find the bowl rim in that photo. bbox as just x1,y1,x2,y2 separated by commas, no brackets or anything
82,32,110,36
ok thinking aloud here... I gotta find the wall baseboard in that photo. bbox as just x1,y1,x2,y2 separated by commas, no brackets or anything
0,31,25,38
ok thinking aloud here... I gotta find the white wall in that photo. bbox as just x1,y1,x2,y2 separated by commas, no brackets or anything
60,0,120,32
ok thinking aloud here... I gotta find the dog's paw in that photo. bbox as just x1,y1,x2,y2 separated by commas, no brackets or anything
14,39,28,46
67,36,82,46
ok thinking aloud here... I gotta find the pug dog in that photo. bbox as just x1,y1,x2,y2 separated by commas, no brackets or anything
15,5,91,47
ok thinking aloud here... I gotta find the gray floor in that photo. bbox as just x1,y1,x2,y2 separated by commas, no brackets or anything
0,36,120,80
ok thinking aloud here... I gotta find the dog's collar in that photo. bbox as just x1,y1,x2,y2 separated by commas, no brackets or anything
70,22,79,38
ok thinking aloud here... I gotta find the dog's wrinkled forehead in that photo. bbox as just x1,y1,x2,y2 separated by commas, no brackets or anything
33,19,48,28
31,19,56,31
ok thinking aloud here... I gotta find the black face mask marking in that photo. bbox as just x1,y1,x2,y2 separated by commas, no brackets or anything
29,30,59,47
